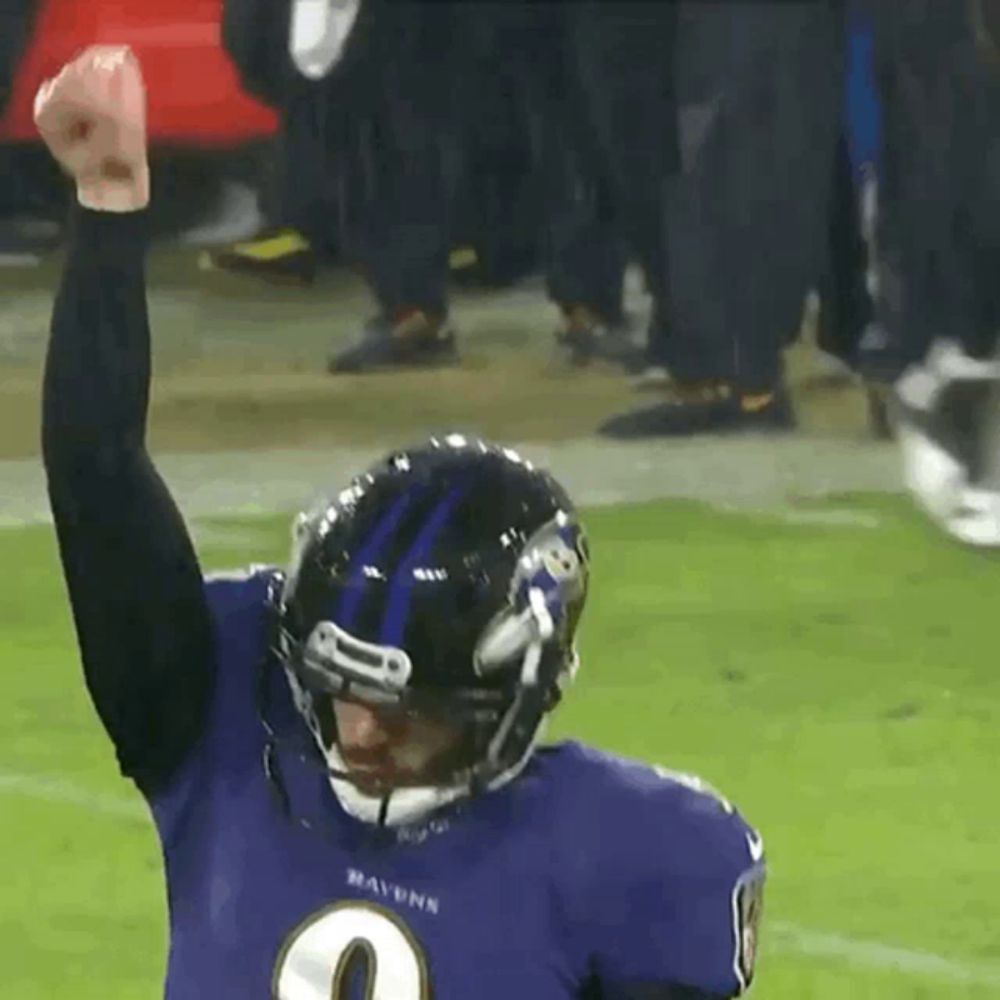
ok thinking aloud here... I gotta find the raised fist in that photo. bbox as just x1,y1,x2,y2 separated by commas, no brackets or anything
34,46,150,213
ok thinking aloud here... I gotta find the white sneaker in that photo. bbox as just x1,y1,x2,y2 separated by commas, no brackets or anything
180,181,264,247
896,340,1000,547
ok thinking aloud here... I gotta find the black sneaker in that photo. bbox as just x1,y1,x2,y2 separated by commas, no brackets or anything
598,381,796,438
327,311,459,374
554,305,643,371
200,228,317,286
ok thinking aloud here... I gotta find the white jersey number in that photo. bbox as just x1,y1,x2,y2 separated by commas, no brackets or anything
272,901,430,999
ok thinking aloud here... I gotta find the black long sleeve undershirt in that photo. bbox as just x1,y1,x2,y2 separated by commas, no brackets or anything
42,205,214,796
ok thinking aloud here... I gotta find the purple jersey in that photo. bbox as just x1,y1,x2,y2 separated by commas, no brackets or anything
144,568,764,999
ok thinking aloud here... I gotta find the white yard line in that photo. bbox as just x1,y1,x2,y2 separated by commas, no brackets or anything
768,921,1000,987
0,437,902,528
0,770,147,822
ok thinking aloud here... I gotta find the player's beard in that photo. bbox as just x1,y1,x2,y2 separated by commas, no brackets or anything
337,731,477,795
338,753,408,795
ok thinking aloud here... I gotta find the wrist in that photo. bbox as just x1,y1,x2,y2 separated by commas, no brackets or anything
76,162,151,213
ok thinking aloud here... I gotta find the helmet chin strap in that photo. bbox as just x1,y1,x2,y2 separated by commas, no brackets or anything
322,742,468,827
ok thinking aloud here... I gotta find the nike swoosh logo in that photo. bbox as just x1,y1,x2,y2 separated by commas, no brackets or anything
746,831,765,863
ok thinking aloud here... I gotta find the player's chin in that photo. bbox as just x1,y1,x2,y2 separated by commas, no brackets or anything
346,766,437,796
353,777,393,796
344,767,404,796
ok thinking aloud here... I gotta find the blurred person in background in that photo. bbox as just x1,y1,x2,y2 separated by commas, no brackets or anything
209,0,339,284
599,0,844,438
814,134,875,385
827,0,895,444
785,4,881,406
867,0,1000,546
815,2,888,435
541,141,634,370
328,2,645,376
0,0,65,266
0,0,35,110
202,95,335,287
520,2,676,376
446,8,542,297
225,0,467,371
308,0,465,373
327,1,495,373
217,0,641,376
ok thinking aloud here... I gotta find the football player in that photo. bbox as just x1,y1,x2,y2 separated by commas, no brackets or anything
38,46,765,998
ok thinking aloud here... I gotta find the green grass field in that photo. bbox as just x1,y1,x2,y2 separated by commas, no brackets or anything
2,495,999,998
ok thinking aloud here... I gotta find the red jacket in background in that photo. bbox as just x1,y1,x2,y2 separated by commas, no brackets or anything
0,0,277,144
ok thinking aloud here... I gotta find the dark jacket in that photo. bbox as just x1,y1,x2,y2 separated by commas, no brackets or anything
220,0,384,110
220,0,295,109
0,0,39,113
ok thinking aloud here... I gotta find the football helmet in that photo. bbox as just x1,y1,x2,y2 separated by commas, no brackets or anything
274,435,589,825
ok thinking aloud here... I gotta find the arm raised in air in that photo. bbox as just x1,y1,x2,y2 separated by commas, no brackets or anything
38,47,214,795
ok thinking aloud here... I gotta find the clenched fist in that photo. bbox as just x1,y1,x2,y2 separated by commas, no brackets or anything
34,46,150,213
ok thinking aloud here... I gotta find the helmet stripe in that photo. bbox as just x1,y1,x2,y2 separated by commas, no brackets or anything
378,480,471,646
335,488,417,629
